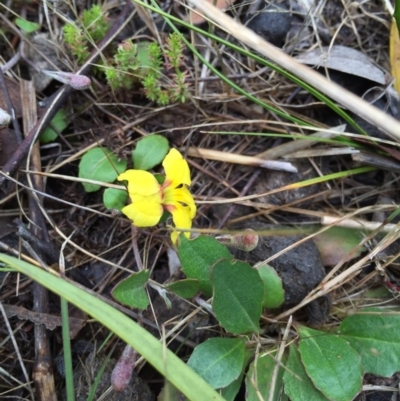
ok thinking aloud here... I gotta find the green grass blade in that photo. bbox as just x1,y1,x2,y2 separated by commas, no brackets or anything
61,297,75,401
394,0,400,33
0,254,225,401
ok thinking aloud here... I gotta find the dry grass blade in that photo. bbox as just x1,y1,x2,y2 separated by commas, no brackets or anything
187,0,400,141
257,125,346,160
322,216,400,233
186,147,298,172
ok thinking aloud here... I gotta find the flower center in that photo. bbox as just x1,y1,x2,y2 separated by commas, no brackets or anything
161,180,177,212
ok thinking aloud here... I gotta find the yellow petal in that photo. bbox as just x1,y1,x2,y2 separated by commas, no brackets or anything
162,148,191,187
121,194,163,227
118,170,160,197
165,186,197,219
170,230,180,245
170,202,192,240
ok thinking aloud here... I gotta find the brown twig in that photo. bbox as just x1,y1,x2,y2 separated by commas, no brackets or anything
20,78,57,401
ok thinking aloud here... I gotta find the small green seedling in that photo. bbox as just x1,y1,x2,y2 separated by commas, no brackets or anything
15,18,40,33
63,5,109,63
78,147,127,193
40,109,68,143
78,135,169,211
63,4,189,104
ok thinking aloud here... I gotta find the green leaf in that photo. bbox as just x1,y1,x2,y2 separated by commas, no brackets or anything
137,42,153,70
221,349,252,401
364,287,393,299
132,135,169,170
298,326,363,401
339,308,400,377
187,338,245,389
15,18,40,33
313,227,364,267
158,381,182,401
394,0,400,34
177,235,232,297
283,344,330,401
112,270,150,310
40,109,68,143
0,253,225,401
103,188,128,211
257,264,285,309
165,279,199,299
78,147,127,192
246,349,286,401
212,259,263,334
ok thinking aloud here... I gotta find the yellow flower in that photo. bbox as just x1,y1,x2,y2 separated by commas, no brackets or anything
118,148,196,243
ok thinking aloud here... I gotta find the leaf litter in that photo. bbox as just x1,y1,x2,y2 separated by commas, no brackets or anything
1,0,400,400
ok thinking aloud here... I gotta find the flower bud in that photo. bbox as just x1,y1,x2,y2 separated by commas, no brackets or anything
41,70,91,90
111,345,136,392
216,229,259,252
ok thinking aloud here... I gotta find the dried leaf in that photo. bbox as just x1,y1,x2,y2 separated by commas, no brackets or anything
0,78,23,118
3,303,86,338
295,45,386,84
313,227,364,267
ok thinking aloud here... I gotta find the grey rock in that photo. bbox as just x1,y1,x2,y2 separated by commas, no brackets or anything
244,4,292,47
231,223,330,324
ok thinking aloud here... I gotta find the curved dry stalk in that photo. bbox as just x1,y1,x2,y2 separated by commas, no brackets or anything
187,0,400,141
